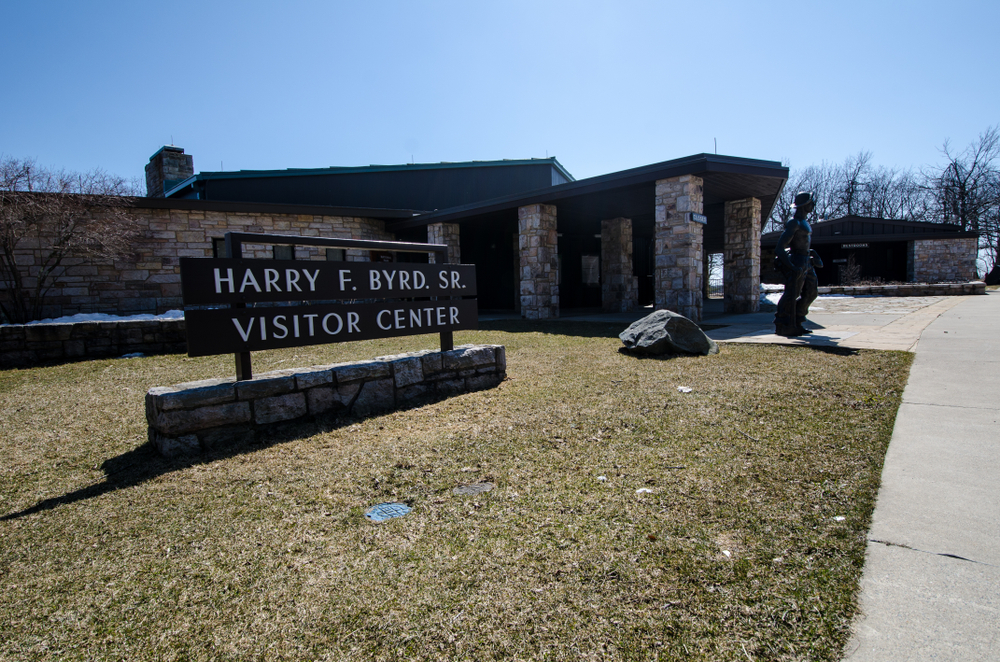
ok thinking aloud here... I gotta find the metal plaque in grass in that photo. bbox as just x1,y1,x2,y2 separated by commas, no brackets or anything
365,502,412,523
453,482,495,496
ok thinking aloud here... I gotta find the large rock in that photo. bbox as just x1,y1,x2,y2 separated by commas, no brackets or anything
619,310,719,356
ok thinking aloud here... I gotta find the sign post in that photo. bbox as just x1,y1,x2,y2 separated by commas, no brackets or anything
182,232,477,380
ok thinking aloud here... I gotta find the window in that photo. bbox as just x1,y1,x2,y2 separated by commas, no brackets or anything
273,245,294,261
326,248,346,262
581,255,600,285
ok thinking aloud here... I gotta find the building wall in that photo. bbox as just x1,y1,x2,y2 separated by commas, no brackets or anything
910,237,978,283
2,203,393,320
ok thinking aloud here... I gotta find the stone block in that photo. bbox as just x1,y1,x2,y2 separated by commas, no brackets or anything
149,430,200,458
295,368,334,390
393,356,424,387
236,374,297,400
421,352,443,374
351,378,395,417
147,378,237,413
197,425,255,452
306,382,360,415
254,392,307,424
25,324,73,343
436,378,467,396
467,373,502,391
335,360,391,383
152,401,251,436
397,383,431,404
443,345,494,371
494,345,506,373
64,340,86,357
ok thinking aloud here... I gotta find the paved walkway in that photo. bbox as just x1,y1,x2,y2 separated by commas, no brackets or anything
702,295,974,351
842,291,1000,660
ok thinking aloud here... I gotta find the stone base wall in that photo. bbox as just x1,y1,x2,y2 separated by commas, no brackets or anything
911,238,978,283
0,199,393,322
145,344,506,457
818,282,985,296
1,319,186,367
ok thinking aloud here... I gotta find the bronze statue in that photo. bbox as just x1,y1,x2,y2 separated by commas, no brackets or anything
774,191,823,336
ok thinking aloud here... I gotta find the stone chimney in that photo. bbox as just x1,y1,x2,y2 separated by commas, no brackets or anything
145,146,194,197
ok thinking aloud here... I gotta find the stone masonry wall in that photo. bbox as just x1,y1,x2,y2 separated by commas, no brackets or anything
601,217,638,313
911,237,979,283
1,319,186,367
654,176,704,322
146,344,506,457
723,198,762,314
427,222,461,264
0,201,394,321
518,204,559,319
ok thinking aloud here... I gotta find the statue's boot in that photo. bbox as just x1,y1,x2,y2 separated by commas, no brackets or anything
775,323,802,337
796,317,813,334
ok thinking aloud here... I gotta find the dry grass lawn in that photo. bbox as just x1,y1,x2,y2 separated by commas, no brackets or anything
0,321,912,661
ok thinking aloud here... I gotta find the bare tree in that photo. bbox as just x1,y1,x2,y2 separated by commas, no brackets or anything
0,157,141,323
768,152,932,232
923,127,1000,279
764,162,840,233
929,127,1000,232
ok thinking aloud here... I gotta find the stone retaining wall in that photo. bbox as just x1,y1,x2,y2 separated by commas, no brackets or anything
145,344,506,457
817,281,985,296
1,319,186,367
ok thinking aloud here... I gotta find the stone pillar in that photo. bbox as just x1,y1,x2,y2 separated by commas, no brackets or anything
145,146,194,198
723,197,762,313
518,204,559,319
600,217,638,313
427,222,461,264
654,176,704,322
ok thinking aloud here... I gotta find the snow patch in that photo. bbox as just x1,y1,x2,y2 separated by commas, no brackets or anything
3,310,185,327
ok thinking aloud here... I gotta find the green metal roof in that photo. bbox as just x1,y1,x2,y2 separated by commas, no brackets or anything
164,157,574,198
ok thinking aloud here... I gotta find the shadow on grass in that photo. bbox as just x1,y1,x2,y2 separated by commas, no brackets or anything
1,408,400,521
798,344,861,357
615,347,705,361
477,319,626,339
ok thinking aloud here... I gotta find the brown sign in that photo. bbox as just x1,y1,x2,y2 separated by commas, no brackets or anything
185,299,478,357
180,258,477,305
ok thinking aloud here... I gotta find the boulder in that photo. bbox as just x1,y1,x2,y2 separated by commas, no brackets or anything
619,310,719,356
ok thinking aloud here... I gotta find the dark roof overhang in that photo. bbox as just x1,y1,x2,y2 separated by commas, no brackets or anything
385,154,788,246
761,216,979,248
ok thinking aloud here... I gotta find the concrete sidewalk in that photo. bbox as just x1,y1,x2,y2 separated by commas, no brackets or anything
702,295,973,352
842,291,1000,660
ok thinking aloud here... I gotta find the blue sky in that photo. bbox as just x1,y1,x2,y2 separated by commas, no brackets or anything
2,1,997,184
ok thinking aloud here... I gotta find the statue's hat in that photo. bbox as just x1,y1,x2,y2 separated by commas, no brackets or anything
793,191,815,207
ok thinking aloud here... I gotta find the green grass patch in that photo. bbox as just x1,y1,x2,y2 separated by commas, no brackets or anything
0,321,912,661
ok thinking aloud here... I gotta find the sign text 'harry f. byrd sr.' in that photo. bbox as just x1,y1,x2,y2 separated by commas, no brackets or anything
180,258,476,304
179,258,478,357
